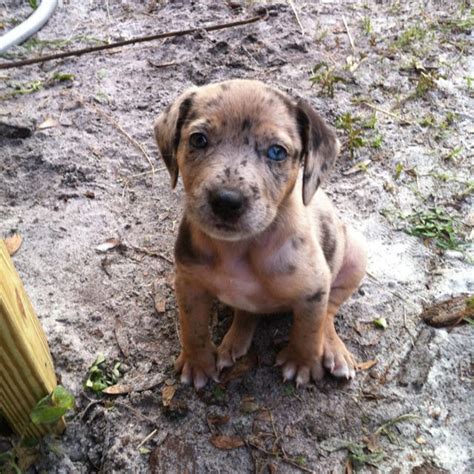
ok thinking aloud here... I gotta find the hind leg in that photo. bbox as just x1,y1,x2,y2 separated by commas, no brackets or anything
321,227,367,379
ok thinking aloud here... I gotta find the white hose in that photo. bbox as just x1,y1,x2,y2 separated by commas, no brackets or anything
0,0,58,54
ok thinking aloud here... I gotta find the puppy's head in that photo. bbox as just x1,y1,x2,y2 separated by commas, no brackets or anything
154,79,339,241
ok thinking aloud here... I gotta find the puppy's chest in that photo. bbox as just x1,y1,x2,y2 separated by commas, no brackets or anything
197,258,278,313
194,242,309,313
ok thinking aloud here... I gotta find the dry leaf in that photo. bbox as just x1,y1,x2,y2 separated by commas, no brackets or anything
102,384,133,395
220,353,257,383
37,117,59,129
162,385,176,407
154,294,166,314
420,295,473,327
4,233,22,256
96,238,121,252
357,359,378,371
114,318,130,357
255,410,272,422
207,414,230,426
209,435,244,450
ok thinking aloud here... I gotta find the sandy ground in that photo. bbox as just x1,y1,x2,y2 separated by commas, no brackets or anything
0,1,473,472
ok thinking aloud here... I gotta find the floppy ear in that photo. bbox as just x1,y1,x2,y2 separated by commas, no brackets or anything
153,88,197,188
296,99,340,205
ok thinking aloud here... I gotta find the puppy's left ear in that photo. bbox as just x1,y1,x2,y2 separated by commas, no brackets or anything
296,99,340,205
153,88,196,188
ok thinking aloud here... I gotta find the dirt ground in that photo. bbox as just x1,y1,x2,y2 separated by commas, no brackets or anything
1,1,473,473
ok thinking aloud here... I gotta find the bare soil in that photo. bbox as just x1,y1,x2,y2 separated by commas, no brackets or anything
0,1,473,473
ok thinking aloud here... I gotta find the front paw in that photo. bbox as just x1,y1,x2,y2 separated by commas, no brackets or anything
175,348,218,390
216,328,253,372
276,333,356,386
322,329,356,380
276,345,323,387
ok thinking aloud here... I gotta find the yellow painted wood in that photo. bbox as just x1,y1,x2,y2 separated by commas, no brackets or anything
0,240,65,438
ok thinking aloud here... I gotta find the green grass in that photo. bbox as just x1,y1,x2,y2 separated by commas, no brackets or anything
395,24,428,50
362,16,372,35
405,207,465,251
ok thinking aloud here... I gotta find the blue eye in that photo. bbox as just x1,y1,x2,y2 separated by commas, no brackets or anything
189,133,208,149
266,145,287,161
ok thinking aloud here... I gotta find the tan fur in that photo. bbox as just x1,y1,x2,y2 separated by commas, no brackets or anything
154,79,367,389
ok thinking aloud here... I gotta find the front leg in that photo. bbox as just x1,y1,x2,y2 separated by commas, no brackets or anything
276,289,329,387
217,310,258,371
174,273,218,389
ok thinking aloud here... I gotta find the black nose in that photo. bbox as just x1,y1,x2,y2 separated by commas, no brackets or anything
209,189,246,220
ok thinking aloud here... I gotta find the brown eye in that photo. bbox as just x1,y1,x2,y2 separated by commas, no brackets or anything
189,133,208,149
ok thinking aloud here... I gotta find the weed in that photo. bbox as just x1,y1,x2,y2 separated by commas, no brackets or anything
395,24,427,50
335,113,365,159
1,72,74,100
444,147,462,161
371,134,383,149
211,385,226,402
374,413,419,444
309,62,345,98
440,111,456,128
28,0,38,9
405,207,464,251
414,71,438,98
30,385,75,425
21,35,105,52
419,113,436,127
283,383,295,396
295,455,306,466
347,443,384,468
362,16,372,35
84,354,122,392
466,76,473,89
52,72,75,82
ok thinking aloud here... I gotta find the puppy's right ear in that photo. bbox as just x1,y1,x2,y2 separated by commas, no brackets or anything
153,89,196,188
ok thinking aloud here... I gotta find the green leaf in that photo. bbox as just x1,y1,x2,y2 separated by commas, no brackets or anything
30,385,75,425
373,317,387,329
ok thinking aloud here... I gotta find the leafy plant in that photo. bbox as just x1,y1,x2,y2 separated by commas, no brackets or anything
347,443,385,468
405,208,464,251
309,62,345,97
30,385,74,425
415,71,438,97
335,113,365,159
85,354,122,392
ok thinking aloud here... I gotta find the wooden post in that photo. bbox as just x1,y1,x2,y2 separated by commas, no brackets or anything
0,240,65,438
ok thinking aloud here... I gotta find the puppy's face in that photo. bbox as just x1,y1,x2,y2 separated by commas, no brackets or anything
154,80,339,241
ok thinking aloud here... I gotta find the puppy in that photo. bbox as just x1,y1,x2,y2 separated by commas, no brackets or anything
154,79,367,389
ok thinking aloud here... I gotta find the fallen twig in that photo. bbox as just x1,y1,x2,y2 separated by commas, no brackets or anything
361,102,415,126
289,0,305,35
0,12,267,70
342,16,355,53
137,429,158,449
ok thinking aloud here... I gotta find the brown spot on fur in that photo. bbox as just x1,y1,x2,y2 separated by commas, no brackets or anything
175,218,207,265
242,118,251,131
320,218,336,267
173,94,195,151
